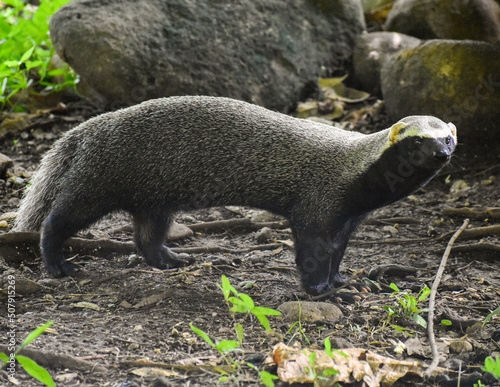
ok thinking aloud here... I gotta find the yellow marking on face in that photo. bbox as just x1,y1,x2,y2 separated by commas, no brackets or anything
388,122,408,145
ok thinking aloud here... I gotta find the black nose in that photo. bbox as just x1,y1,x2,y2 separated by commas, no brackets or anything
433,149,450,162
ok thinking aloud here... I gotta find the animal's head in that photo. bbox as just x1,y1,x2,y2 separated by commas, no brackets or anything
387,116,457,170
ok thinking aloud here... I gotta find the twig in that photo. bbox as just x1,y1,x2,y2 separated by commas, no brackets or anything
437,224,500,240
0,232,283,263
363,217,421,225
441,207,500,219
432,242,500,255
0,344,107,373
349,237,429,245
425,218,469,378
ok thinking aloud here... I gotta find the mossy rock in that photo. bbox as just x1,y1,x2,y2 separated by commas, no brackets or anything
381,39,500,143
384,0,500,43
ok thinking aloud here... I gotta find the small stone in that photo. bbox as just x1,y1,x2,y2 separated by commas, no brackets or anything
449,339,473,354
0,212,17,221
382,225,398,235
0,153,13,178
12,277,42,295
166,221,193,241
254,227,273,244
126,254,143,267
277,301,342,323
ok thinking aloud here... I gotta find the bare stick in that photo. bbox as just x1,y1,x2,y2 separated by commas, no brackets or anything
425,218,469,377
437,224,500,240
441,207,500,219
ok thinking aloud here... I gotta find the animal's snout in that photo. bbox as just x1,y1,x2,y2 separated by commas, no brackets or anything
432,149,451,162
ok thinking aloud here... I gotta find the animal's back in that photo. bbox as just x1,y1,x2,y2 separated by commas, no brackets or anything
49,96,362,215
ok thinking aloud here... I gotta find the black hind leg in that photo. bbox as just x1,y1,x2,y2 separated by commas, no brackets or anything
41,207,99,277
133,213,193,269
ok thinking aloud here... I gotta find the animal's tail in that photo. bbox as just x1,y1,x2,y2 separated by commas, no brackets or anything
13,136,76,231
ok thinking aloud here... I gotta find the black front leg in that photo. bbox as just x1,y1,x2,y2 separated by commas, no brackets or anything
293,218,361,296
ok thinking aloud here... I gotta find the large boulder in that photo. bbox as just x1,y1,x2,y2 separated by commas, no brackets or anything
384,0,500,43
381,40,500,142
352,31,421,96
49,0,365,112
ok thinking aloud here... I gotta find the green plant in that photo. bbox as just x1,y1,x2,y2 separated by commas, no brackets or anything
0,0,77,111
190,275,281,385
303,349,341,385
285,299,311,345
324,337,348,360
383,283,430,329
218,275,281,334
483,306,500,328
483,356,500,380
247,362,279,387
0,320,56,387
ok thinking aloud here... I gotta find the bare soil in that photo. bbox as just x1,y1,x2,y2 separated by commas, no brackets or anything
0,100,499,387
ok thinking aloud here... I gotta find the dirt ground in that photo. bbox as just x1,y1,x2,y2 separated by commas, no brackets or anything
0,99,499,387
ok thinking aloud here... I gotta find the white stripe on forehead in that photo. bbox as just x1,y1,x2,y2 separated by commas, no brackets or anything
394,116,457,142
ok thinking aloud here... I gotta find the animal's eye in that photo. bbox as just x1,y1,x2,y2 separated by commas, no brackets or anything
445,136,451,145
414,138,422,146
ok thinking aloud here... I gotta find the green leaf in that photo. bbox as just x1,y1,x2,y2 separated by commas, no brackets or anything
238,293,255,309
389,283,399,293
251,306,281,316
228,297,250,313
413,314,427,329
259,370,279,387
4,60,19,67
324,337,332,354
0,352,9,364
189,323,214,348
483,306,500,327
235,323,244,345
482,356,500,379
16,355,56,387
324,338,349,358
441,319,452,326
390,325,415,337
19,45,35,64
309,351,316,363
47,68,66,77
418,286,431,302
215,340,239,354
255,313,271,332
220,275,238,300
323,368,339,376
25,60,44,71
18,321,54,353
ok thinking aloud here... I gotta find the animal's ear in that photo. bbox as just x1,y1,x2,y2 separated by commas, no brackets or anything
447,122,457,138
388,122,408,145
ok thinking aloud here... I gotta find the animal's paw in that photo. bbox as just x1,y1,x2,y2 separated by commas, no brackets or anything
145,247,195,269
308,279,379,303
46,258,79,277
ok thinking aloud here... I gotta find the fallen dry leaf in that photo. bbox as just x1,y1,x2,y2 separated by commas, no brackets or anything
272,343,452,387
